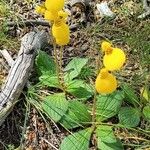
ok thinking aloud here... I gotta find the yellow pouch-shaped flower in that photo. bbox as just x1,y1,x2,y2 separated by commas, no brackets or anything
45,0,64,12
44,10,58,21
101,41,126,71
95,68,117,94
103,48,126,71
101,41,112,52
56,37,70,46
58,10,68,20
35,5,46,15
52,22,70,45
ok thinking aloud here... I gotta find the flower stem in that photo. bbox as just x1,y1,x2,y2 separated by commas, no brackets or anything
50,22,65,92
58,45,66,91
53,42,65,91
92,90,97,130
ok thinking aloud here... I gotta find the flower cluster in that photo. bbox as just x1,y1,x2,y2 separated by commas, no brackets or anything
95,41,126,94
35,0,70,46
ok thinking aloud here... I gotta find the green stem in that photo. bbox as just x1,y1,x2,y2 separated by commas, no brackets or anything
92,90,97,130
49,22,64,91
59,46,65,91
99,122,150,138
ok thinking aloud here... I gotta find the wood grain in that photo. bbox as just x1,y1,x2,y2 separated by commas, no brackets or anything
0,31,49,126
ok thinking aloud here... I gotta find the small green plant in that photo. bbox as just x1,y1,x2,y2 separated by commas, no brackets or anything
28,48,150,149
25,1,150,149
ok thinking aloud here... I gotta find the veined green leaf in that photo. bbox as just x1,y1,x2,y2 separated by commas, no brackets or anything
96,91,124,121
121,83,140,106
41,93,68,122
96,125,116,143
118,107,141,127
60,128,92,150
66,79,94,100
39,73,60,88
59,101,91,129
64,57,88,82
35,50,56,75
98,139,124,150
96,125,124,150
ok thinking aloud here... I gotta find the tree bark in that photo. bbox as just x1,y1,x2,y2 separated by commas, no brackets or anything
0,31,49,126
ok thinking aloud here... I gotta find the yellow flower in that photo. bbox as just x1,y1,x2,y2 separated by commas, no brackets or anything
44,10,68,21
55,38,70,46
58,10,68,20
52,22,70,45
44,10,58,21
45,0,64,12
95,68,117,94
101,41,126,71
35,5,46,15
101,41,112,52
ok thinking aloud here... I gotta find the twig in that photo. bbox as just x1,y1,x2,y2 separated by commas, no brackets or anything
138,0,150,19
7,20,50,27
41,138,59,150
0,49,14,67
143,0,150,11
138,10,150,19
7,20,80,30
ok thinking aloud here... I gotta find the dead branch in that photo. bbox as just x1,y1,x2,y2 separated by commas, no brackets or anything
0,31,49,126
7,20,80,30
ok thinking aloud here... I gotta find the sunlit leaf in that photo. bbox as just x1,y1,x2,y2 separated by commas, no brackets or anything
60,101,91,129
96,125,116,143
60,128,92,150
64,57,88,82
96,91,124,121
42,93,68,122
39,73,60,88
98,139,124,150
140,86,149,102
96,125,124,150
143,106,150,122
66,80,94,100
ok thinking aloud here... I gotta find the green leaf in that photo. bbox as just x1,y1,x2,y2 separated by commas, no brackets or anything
118,107,141,127
140,86,150,102
96,91,124,121
39,73,60,88
96,125,117,143
66,80,94,100
79,66,95,79
59,101,91,129
96,125,124,150
98,139,124,150
35,50,56,75
60,128,92,150
41,93,68,122
143,106,150,122
64,57,88,81
121,83,140,106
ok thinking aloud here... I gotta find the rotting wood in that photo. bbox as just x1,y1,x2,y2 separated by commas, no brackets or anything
0,31,49,126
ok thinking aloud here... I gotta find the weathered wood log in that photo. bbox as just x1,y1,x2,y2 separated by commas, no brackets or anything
0,31,49,126
138,0,150,18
